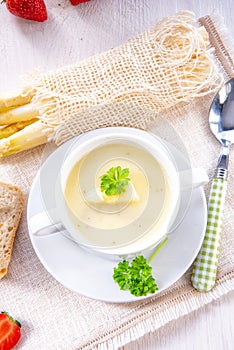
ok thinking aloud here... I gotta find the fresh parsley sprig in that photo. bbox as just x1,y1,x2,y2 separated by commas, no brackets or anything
113,256,158,296
113,237,168,297
100,166,130,196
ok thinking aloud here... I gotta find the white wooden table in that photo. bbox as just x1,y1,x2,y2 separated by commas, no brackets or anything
0,1,233,349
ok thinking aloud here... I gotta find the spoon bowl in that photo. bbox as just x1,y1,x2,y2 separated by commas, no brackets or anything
210,78,234,145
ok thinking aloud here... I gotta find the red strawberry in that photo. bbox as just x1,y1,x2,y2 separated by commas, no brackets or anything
6,0,47,22
70,0,91,6
0,312,21,350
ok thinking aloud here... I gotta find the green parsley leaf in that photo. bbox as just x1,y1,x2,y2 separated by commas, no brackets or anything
113,256,158,297
100,166,130,196
113,236,168,297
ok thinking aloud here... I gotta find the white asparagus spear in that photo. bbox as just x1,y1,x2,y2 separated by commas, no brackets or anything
0,118,38,140
0,121,54,157
0,87,34,111
0,103,39,125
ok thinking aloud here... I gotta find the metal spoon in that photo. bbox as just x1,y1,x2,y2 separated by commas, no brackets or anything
191,78,234,292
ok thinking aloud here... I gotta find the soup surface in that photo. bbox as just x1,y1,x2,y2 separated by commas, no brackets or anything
64,142,170,248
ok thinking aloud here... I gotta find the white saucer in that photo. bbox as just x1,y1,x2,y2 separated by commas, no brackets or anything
27,134,207,303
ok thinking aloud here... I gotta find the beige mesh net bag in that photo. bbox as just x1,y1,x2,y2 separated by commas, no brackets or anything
0,11,222,155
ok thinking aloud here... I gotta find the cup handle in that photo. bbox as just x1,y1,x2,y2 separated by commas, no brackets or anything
29,209,63,236
180,168,209,191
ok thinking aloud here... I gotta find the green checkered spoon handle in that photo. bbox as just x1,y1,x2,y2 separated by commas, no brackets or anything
191,78,234,292
191,176,227,292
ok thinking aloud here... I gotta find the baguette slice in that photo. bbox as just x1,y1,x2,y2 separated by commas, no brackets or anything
0,182,24,279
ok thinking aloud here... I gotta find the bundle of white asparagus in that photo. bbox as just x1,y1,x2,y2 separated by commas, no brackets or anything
0,11,222,157
0,88,54,156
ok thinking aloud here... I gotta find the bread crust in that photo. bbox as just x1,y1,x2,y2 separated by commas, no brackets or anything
0,181,24,279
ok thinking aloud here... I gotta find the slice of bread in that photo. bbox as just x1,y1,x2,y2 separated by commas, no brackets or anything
0,182,24,279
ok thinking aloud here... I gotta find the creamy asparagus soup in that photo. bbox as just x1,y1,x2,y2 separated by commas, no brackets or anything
64,143,170,248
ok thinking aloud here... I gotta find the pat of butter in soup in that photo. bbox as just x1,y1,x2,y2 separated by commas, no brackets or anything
64,143,170,248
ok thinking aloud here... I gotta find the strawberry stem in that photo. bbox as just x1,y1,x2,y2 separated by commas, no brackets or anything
1,311,21,327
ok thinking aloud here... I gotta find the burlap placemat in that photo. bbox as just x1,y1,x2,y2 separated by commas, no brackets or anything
0,13,234,350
